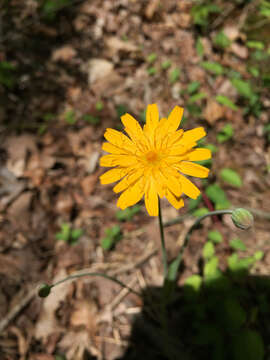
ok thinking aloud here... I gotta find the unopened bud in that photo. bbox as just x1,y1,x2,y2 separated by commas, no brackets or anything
38,283,52,298
231,208,254,230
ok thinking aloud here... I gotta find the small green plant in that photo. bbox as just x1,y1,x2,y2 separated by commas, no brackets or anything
214,31,231,48
187,81,200,94
188,92,207,104
95,101,104,111
191,2,221,27
217,123,234,143
220,168,242,188
216,95,238,111
0,61,15,88
201,61,224,75
116,104,128,118
208,230,223,244
40,0,71,21
147,67,157,76
196,37,204,57
56,223,84,245
161,60,171,70
82,114,100,125
169,68,181,83
116,205,141,221
147,53,157,64
230,237,246,251
205,183,231,209
101,225,122,251
64,110,76,125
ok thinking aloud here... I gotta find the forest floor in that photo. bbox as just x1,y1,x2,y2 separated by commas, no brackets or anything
0,0,270,359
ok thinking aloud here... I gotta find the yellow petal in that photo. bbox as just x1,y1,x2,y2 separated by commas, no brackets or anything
144,104,159,138
117,178,144,210
113,168,144,193
145,178,159,216
178,173,201,199
180,127,206,145
100,168,128,184
121,114,148,150
167,106,184,132
100,154,138,167
166,129,184,148
166,190,184,209
186,148,211,161
178,161,209,178
160,167,182,197
104,128,136,153
102,142,129,155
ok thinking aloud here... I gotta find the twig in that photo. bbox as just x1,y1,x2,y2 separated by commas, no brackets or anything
0,285,38,333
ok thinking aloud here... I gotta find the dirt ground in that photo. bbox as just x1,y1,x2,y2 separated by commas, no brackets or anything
0,0,270,359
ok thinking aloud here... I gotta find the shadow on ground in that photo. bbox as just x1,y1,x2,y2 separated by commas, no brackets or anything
116,272,270,360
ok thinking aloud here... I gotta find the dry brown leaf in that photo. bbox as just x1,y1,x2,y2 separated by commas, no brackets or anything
86,59,114,84
58,330,99,360
9,326,28,360
106,37,138,56
203,99,225,125
51,45,77,62
70,300,98,333
145,0,160,19
230,43,248,59
7,191,33,230
35,269,69,340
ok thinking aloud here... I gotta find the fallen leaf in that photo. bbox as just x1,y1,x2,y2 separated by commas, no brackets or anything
230,43,248,59
145,0,160,19
203,99,225,125
51,45,77,62
70,300,98,333
35,269,69,340
85,59,114,84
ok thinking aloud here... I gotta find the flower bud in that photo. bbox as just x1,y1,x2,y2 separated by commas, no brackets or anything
38,283,52,298
231,208,254,230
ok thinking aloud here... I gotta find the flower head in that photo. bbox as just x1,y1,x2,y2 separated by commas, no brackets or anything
100,104,211,216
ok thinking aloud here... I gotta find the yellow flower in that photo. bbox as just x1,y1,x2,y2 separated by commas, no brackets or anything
99,104,211,216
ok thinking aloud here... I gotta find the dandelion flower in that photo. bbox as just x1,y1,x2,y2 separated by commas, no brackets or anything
100,104,211,216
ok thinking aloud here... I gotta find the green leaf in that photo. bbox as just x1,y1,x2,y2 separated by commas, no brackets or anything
147,53,157,63
101,237,115,251
204,143,218,154
232,330,264,360
116,205,141,221
95,101,103,111
196,38,204,57
187,81,200,94
228,253,255,275
188,195,202,211
254,251,264,261
230,238,246,251
71,228,84,241
82,114,100,125
222,297,246,331
116,104,128,118
205,184,230,209
64,110,76,125
184,275,202,298
220,168,242,187
217,123,234,143
161,60,171,70
55,223,71,242
201,61,224,75
231,78,254,98
246,41,264,50
147,67,157,76
189,92,207,104
169,68,181,83
204,256,219,278
214,31,231,48
208,230,223,244
192,207,209,217
248,66,259,77
203,242,215,259
216,95,238,110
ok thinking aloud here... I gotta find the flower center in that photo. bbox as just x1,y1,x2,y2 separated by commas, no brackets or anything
146,150,158,163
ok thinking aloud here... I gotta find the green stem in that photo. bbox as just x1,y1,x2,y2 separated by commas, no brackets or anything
158,199,168,278
168,209,233,283
51,272,141,297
